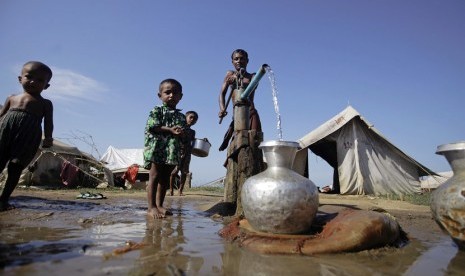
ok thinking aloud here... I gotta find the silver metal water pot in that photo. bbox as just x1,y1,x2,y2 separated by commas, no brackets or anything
242,140,319,234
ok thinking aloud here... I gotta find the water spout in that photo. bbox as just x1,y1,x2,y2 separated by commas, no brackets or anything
266,67,283,141
240,64,269,100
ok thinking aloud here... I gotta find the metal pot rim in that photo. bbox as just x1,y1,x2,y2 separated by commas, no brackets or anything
259,140,300,149
436,141,465,154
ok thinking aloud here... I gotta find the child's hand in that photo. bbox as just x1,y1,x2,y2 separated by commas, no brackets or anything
171,126,184,136
227,74,237,85
42,137,53,148
219,108,228,118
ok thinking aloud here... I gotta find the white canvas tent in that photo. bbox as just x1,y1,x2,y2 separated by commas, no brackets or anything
100,146,149,188
295,106,436,195
100,146,146,173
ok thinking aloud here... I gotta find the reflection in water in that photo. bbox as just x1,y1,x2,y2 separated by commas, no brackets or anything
230,247,384,275
404,237,461,276
86,221,146,256
221,234,460,275
0,239,87,268
447,250,465,275
0,226,88,269
132,197,223,275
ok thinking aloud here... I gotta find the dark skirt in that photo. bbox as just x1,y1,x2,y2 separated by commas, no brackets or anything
0,109,42,167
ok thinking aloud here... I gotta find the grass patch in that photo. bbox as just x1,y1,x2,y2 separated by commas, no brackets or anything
188,186,224,194
380,192,432,206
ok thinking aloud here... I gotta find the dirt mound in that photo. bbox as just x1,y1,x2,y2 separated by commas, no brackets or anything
220,209,407,255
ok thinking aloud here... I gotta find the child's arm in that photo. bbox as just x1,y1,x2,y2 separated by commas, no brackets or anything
191,130,196,144
145,107,184,136
188,130,196,151
42,99,54,148
152,125,183,136
218,71,236,118
0,96,12,118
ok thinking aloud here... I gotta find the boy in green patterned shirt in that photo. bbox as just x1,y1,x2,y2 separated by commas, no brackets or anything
144,79,186,219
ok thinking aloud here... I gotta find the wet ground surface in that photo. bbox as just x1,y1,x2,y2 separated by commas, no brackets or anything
0,190,464,275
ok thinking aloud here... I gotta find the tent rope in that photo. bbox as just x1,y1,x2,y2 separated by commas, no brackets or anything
197,176,225,187
35,150,105,184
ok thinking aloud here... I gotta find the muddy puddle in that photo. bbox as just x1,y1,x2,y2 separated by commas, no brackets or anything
1,193,464,275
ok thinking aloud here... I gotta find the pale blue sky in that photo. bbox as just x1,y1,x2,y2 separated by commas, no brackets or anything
1,1,464,186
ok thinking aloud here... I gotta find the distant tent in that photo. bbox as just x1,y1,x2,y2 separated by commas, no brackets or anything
100,146,149,188
420,171,452,190
1,138,106,188
295,106,437,195
100,146,145,172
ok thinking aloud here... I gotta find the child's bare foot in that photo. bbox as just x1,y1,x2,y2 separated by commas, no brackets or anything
147,208,165,219
178,192,185,196
0,202,15,212
158,207,173,216
169,190,174,196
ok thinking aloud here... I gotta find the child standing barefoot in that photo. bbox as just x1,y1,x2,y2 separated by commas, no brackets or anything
143,79,186,219
170,111,198,196
0,61,54,211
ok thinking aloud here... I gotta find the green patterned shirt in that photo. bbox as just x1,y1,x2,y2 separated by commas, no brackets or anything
143,104,186,169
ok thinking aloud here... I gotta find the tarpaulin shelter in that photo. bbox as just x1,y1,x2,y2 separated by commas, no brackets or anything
294,106,436,195
1,138,106,188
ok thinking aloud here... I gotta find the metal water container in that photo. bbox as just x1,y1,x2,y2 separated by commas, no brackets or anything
242,140,319,234
431,141,465,250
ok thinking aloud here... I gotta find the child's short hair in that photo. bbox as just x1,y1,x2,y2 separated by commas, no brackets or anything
186,111,198,120
231,49,248,60
24,61,53,81
159,78,182,91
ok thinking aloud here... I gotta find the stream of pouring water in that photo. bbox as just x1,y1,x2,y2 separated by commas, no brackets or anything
265,67,283,141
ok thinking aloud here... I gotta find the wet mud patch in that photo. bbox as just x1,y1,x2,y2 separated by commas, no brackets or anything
11,195,146,213
11,195,103,212
0,237,91,268
2,195,147,232
1,190,464,275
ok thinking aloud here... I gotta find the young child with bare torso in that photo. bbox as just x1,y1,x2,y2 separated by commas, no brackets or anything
218,49,262,151
0,61,54,211
170,110,198,196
